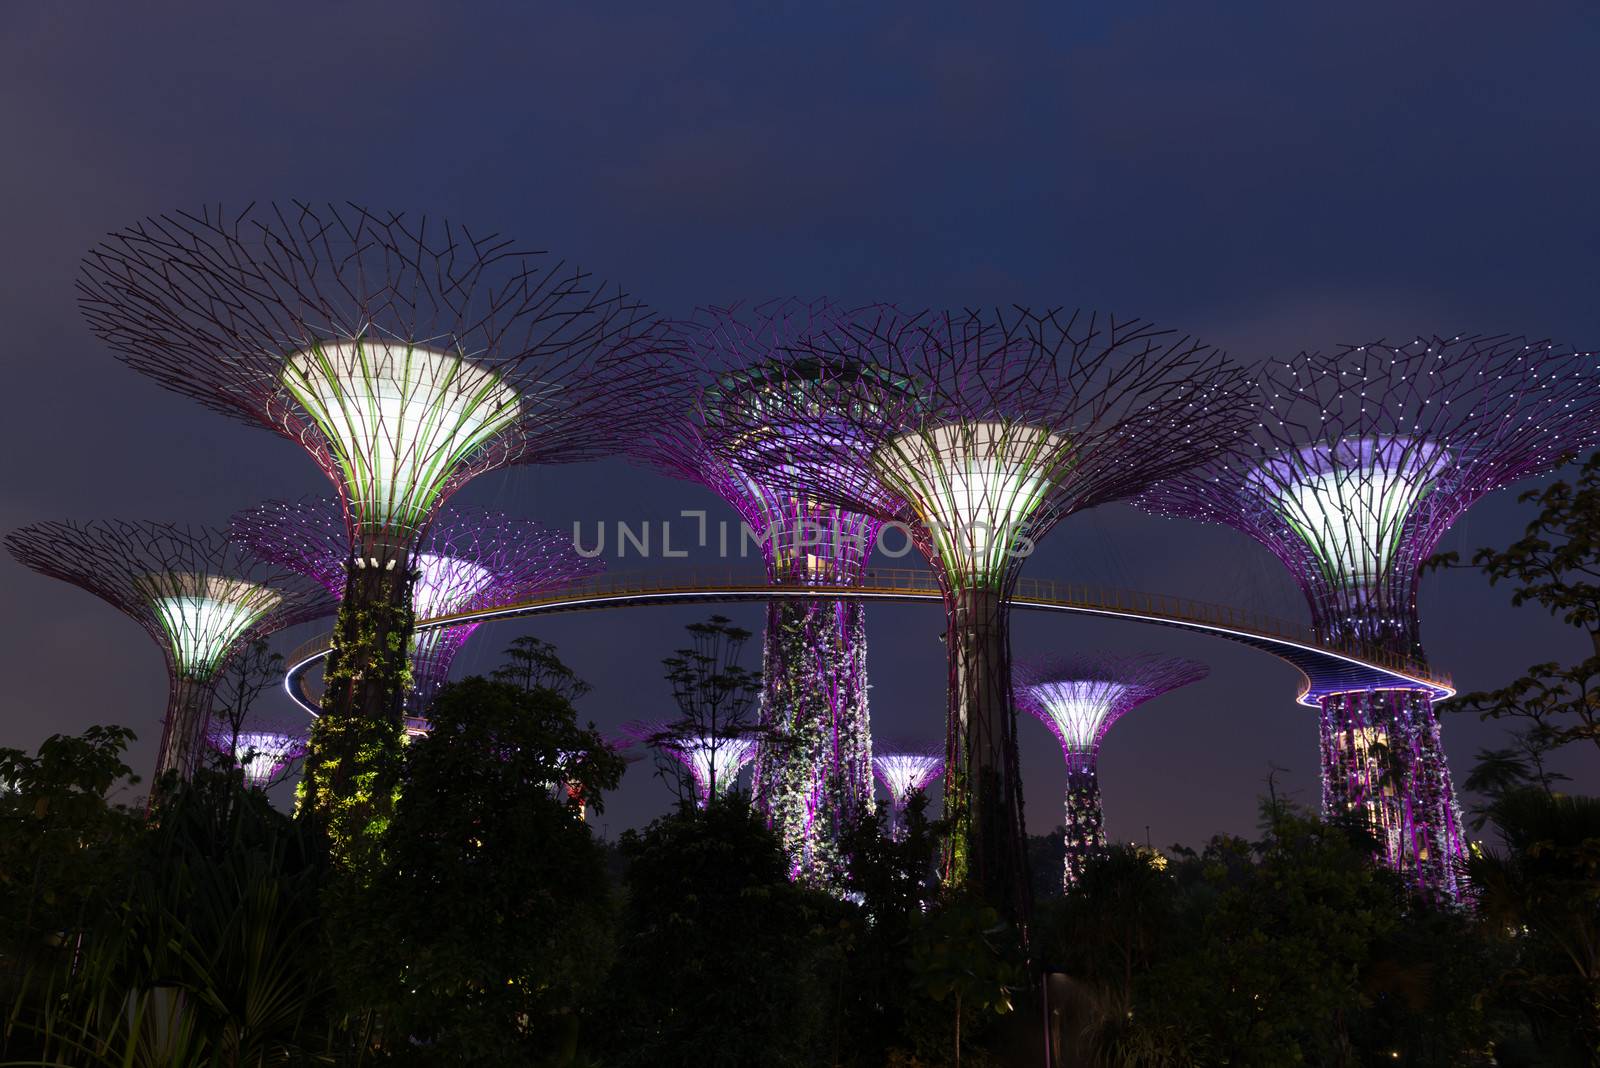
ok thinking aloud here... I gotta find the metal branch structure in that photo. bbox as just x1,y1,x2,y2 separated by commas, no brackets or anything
78,203,678,864
625,721,757,807
1137,337,1600,900
1015,654,1207,888
631,300,885,887
5,521,332,783
207,724,308,790
715,306,1250,917
230,497,602,730
872,749,944,841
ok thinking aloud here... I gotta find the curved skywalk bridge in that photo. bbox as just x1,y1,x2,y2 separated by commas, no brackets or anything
284,568,1454,716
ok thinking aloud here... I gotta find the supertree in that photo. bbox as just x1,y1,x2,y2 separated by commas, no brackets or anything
1015,654,1207,888
230,497,602,729
872,749,944,841
207,723,308,790
79,203,676,863
631,300,886,887
626,721,757,807
1137,337,1600,900
716,307,1249,917
5,521,332,784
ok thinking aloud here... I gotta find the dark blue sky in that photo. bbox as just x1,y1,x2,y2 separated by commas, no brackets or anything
2,2,1596,842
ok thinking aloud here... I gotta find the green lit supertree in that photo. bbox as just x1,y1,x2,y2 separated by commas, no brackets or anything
715,308,1250,918
78,203,677,866
6,520,332,787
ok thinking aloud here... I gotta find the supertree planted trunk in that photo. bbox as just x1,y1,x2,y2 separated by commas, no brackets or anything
80,204,677,864
758,596,874,883
630,301,888,889
1138,337,1600,902
4,521,332,791
1061,758,1103,886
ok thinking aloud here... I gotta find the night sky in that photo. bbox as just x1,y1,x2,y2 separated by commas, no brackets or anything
3,2,1596,845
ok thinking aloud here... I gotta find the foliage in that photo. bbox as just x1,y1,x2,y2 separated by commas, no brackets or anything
654,615,762,805
208,637,285,764
1470,787,1600,1065
3,768,335,1066
832,796,946,1064
908,896,1023,1068
492,634,592,703
341,677,623,1064
302,581,415,875
1432,451,1600,761
601,796,838,1067
0,726,142,971
1036,803,1496,1067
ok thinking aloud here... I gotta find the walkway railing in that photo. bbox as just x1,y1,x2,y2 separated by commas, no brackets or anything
286,568,1452,694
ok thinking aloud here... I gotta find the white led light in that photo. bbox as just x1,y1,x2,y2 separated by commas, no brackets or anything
281,341,521,533
1249,436,1450,590
137,574,282,678
873,421,1069,587
1026,679,1130,750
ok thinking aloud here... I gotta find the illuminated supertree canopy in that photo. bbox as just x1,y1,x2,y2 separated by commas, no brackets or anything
1016,654,1207,888
4,521,332,783
207,724,308,790
717,306,1250,917
626,721,757,807
872,749,944,840
1137,337,1600,900
230,497,602,727
78,203,679,864
632,300,887,887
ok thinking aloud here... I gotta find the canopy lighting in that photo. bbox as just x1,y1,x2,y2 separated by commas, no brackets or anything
1250,436,1449,590
873,421,1069,587
281,341,521,535
137,573,282,678
1026,679,1131,751
872,752,945,806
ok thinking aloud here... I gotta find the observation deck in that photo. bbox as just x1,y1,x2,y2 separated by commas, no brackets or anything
283,567,1455,716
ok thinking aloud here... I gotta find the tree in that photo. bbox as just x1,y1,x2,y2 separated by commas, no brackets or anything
1471,788,1600,1064
492,635,592,703
0,726,142,970
653,615,762,805
603,797,837,1067
1431,450,1600,758
908,896,1023,1068
207,638,285,770
349,676,624,1063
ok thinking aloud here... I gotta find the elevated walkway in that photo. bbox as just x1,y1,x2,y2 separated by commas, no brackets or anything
284,568,1454,715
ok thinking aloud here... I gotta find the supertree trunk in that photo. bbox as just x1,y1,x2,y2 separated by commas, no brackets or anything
1062,755,1105,889
156,675,219,782
754,598,874,888
1318,688,1466,901
945,585,1030,920
301,548,415,870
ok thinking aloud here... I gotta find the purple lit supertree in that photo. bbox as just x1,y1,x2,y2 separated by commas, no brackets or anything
872,749,944,841
230,497,602,729
206,722,308,790
1015,654,1207,888
1136,337,1600,901
625,720,757,807
717,307,1249,917
631,300,885,887
78,203,676,863
5,521,332,784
